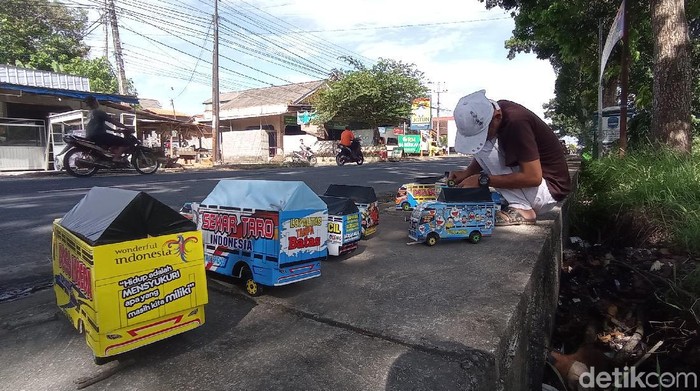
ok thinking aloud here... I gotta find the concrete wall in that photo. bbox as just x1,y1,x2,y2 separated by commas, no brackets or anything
496,165,579,390
220,115,283,155
219,128,269,161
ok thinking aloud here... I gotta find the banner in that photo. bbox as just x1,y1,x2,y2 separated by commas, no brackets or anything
410,97,431,130
600,0,625,81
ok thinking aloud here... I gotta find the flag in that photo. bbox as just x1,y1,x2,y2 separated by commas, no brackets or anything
600,0,625,81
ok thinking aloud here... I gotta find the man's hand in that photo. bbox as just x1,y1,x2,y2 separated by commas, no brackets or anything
448,170,470,184
457,174,479,188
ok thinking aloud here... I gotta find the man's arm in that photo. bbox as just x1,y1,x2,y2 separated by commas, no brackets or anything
106,116,126,129
459,159,542,188
450,159,482,184
489,159,542,188
99,110,126,129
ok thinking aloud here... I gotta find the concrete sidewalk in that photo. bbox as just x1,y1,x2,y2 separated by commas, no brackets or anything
0,191,568,391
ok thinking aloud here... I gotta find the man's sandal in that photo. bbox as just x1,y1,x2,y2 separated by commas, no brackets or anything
495,207,536,226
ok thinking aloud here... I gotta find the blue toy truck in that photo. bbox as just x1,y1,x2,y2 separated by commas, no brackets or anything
408,187,499,246
197,180,327,296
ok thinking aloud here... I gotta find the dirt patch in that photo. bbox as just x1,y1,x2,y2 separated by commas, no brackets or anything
543,242,700,390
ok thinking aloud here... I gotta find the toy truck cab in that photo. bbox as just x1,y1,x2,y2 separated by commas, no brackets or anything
197,180,327,296
408,187,499,246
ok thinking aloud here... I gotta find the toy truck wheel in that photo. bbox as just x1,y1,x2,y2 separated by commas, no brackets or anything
425,233,440,246
93,355,111,365
401,202,411,211
242,267,264,296
468,231,482,244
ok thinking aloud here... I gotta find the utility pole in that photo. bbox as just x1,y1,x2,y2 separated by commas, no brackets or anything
107,0,127,95
170,88,177,158
434,82,447,141
618,0,629,155
103,0,109,59
211,0,221,163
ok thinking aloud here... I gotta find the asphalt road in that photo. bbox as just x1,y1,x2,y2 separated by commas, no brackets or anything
0,157,466,296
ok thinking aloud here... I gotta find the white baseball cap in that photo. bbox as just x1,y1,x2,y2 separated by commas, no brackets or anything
453,90,496,155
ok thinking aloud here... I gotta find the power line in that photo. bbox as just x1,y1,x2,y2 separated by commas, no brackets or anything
235,0,374,66
279,16,511,34
173,20,213,99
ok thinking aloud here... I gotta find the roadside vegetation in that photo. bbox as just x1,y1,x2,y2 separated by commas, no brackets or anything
546,147,700,390
573,143,700,256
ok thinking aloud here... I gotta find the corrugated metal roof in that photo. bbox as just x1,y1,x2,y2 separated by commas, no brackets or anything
0,64,91,91
203,80,325,108
138,98,163,109
0,82,139,104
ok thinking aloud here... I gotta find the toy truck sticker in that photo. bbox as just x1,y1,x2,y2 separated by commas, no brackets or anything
395,175,453,211
320,195,362,256
408,187,499,246
197,180,327,296
324,184,379,238
53,187,207,363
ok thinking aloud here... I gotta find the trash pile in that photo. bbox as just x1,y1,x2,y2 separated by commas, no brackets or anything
543,238,700,390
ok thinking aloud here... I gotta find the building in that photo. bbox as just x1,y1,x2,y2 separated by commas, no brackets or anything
200,81,326,161
0,65,204,171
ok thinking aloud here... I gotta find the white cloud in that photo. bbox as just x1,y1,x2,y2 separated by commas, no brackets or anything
76,0,555,119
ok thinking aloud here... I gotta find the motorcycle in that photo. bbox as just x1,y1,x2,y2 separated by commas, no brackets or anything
59,129,161,177
291,142,317,166
336,138,364,166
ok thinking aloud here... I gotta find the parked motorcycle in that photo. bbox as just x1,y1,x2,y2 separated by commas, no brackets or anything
291,141,317,166
59,129,160,177
336,138,364,166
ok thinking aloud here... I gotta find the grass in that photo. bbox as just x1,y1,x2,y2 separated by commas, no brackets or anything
572,142,700,327
572,145,700,255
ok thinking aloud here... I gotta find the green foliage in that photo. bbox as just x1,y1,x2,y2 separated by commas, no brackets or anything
478,0,699,147
0,0,89,70
0,0,128,95
312,58,430,129
572,144,700,255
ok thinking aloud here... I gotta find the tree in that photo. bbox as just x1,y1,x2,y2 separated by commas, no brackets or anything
0,0,89,69
479,0,698,152
312,58,430,129
0,0,128,95
651,0,693,152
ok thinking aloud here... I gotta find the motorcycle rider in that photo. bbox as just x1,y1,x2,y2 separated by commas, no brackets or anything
339,126,357,160
298,139,309,158
84,96,131,162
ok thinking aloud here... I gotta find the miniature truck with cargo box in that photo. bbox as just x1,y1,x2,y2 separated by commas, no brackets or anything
197,180,327,296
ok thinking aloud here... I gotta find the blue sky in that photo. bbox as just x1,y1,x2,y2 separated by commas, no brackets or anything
78,0,556,119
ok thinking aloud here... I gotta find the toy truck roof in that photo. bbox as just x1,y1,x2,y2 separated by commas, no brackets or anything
324,184,377,204
202,180,326,212
60,187,196,246
411,176,444,184
319,195,359,215
437,187,493,203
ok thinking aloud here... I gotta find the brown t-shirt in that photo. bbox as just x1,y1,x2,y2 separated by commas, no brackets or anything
496,100,571,201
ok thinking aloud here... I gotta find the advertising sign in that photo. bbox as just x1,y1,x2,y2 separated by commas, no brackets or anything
398,134,421,154
53,222,207,359
197,180,327,293
410,97,431,130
